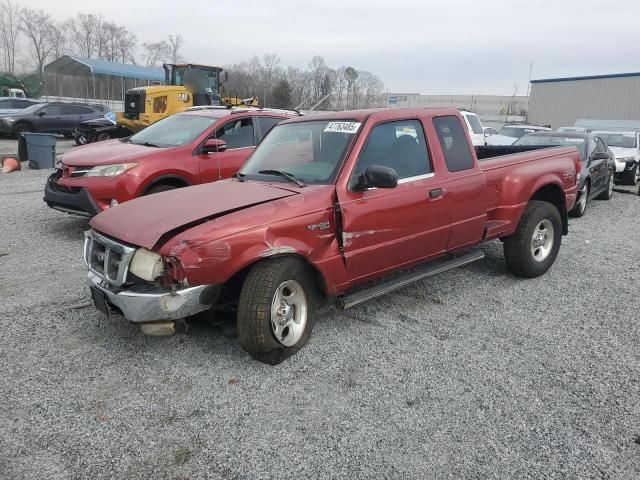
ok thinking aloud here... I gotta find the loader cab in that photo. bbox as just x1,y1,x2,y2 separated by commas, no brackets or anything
163,64,224,106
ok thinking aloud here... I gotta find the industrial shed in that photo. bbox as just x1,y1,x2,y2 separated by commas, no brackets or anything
43,55,165,111
528,72,640,129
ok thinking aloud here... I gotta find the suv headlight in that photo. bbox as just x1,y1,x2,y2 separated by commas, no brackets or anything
618,156,635,162
130,248,164,281
85,163,138,177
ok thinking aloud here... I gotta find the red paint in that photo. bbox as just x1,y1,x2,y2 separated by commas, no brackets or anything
91,108,580,296
54,110,294,213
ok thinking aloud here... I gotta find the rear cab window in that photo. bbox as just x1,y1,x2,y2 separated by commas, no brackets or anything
433,116,475,172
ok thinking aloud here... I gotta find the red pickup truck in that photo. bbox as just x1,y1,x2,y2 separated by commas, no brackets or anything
84,108,580,364
44,108,296,216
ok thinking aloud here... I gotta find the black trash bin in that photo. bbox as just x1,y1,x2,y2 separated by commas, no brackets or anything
22,132,57,169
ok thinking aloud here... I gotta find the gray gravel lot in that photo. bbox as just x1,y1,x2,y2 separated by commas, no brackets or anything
1,168,639,479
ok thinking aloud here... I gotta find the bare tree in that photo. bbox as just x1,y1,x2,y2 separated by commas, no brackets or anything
142,40,169,67
66,13,101,58
0,0,21,74
261,53,280,106
19,8,55,76
167,34,184,64
117,30,137,64
49,23,67,61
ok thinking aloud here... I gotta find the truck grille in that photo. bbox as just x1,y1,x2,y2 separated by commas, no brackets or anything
84,230,136,286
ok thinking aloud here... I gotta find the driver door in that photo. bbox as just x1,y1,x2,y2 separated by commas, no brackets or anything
199,116,256,182
336,119,451,282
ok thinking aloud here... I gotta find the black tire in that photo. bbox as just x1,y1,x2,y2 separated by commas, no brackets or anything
96,132,111,142
622,164,639,186
13,122,32,136
596,172,614,200
503,200,562,278
144,184,178,195
569,182,589,218
237,257,317,365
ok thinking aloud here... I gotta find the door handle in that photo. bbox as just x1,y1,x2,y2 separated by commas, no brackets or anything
429,188,444,199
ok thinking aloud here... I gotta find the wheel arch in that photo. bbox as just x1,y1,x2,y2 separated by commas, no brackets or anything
141,174,193,195
216,253,329,308
530,182,568,235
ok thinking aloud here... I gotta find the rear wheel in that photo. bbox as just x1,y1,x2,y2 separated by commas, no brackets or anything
597,172,614,200
570,182,589,217
237,257,317,365
503,200,562,278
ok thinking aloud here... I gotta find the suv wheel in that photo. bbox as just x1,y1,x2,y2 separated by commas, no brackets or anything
570,183,589,217
13,123,32,136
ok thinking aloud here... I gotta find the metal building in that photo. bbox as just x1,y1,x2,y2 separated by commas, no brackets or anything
528,72,640,129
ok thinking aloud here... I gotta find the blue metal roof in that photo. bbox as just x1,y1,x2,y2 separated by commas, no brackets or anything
531,72,640,84
44,55,164,82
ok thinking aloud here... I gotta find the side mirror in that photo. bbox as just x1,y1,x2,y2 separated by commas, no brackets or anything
355,165,398,190
202,138,227,153
591,152,609,161
484,129,493,137
37,111,46,117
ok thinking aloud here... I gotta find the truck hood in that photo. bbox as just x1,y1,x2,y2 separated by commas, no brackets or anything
62,139,176,167
608,146,637,158
90,180,298,249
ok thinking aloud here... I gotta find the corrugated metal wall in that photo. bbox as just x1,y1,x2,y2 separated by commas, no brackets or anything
529,76,640,128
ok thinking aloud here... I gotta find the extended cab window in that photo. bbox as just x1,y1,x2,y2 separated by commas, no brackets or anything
215,118,255,148
434,116,475,172
353,120,432,180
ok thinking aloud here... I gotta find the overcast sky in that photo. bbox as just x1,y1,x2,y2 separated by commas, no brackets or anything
17,0,638,95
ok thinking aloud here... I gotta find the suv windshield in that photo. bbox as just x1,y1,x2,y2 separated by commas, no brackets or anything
514,135,587,159
240,120,360,184
18,104,43,115
129,113,217,147
594,132,637,148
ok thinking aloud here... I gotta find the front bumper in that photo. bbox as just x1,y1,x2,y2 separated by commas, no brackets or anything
614,158,635,174
88,271,220,323
44,172,101,217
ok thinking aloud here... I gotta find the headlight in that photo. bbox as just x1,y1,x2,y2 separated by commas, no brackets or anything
85,163,138,177
618,156,634,162
55,155,63,169
130,248,164,281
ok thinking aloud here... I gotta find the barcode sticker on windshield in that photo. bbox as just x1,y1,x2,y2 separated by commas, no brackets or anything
324,122,361,134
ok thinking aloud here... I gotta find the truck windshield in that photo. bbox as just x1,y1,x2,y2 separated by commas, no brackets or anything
594,133,637,148
514,135,587,159
240,120,360,184
129,114,216,147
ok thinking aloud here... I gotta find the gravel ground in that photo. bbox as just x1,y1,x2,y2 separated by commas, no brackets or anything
1,169,639,479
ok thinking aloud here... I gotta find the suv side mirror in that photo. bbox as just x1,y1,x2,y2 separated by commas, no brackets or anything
355,165,398,190
202,138,227,153
591,152,609,161
37,111,46,117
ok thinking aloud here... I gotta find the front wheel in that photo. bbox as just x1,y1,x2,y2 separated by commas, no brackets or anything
237,257,317,364
503,200,562,278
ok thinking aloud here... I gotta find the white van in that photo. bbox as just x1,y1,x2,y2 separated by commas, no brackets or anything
460,110,485,146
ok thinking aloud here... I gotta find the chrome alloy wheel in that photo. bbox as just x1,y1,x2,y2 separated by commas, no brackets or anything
270,280,307,347
608,174,614,195
531,219,555,263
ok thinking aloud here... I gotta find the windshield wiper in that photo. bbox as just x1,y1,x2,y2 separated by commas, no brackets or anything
233,172,247,182
258,169,306,187
129,140,161,148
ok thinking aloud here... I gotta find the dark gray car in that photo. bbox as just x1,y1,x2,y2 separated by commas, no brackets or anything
513,131,615,217
0,102,103,137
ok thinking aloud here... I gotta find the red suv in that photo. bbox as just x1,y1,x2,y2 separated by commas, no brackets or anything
44,108,297,216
